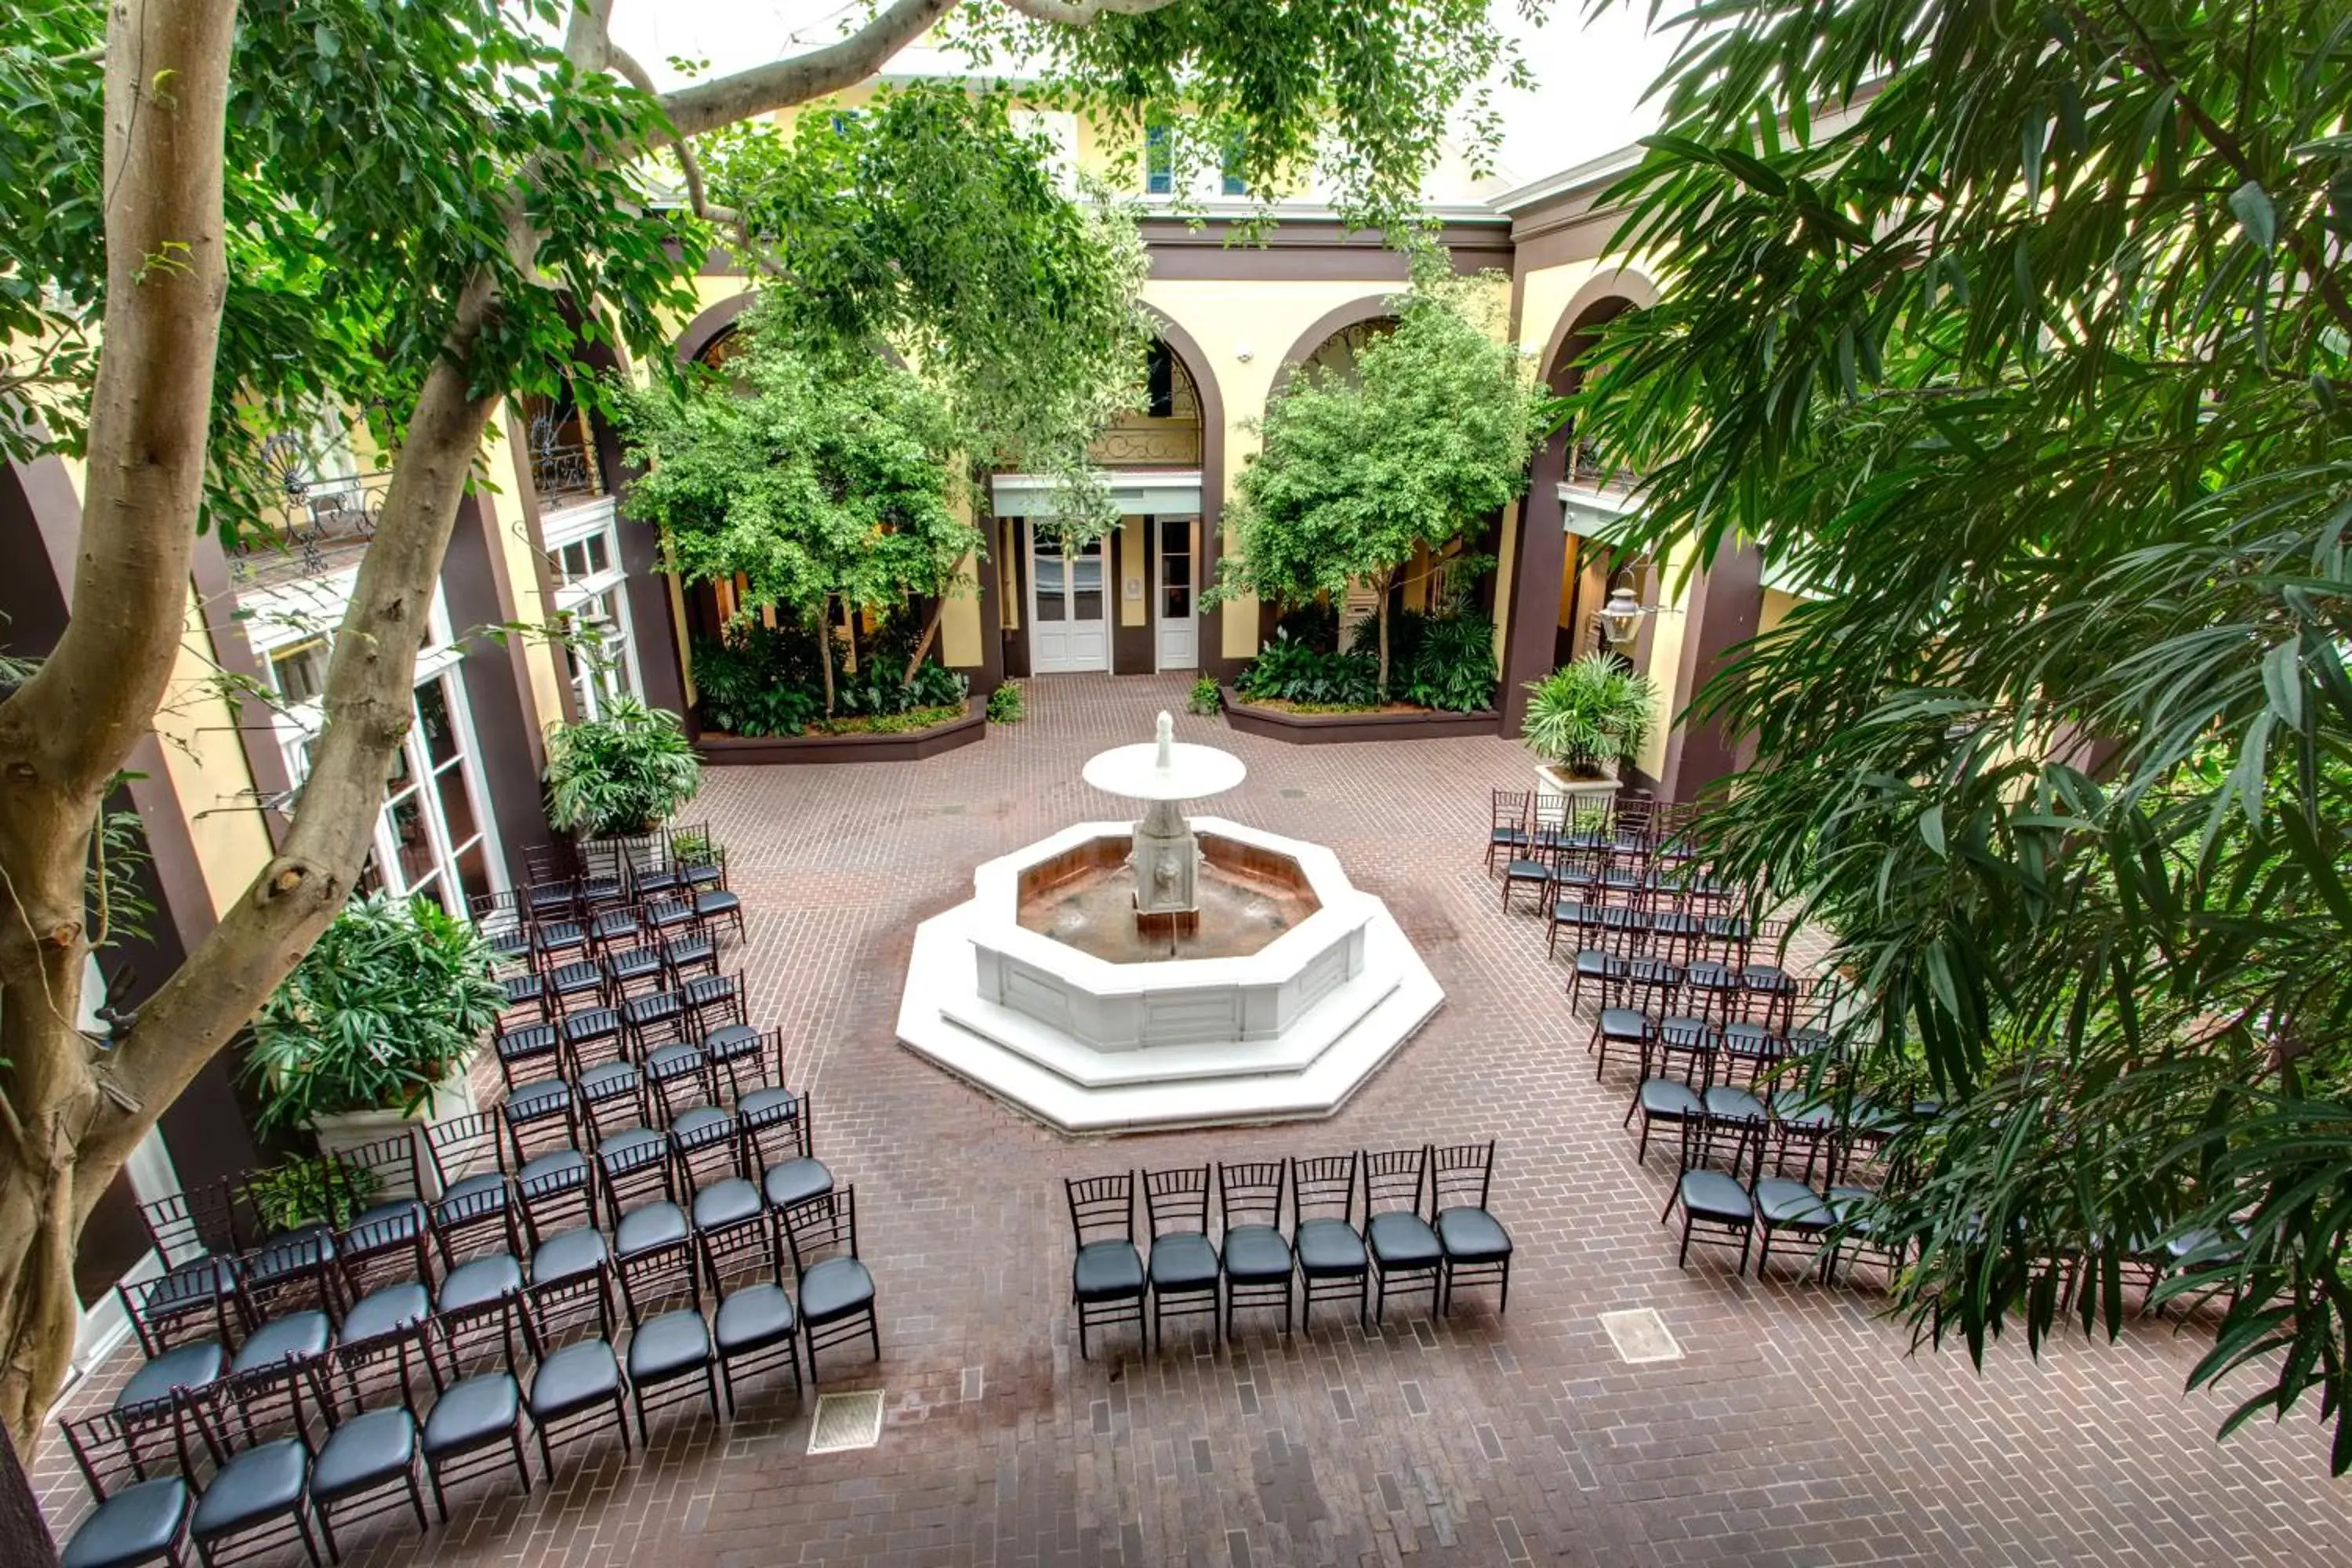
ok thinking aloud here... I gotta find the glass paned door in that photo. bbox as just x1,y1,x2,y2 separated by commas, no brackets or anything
1028,524,1109,672
1155,516,1197,671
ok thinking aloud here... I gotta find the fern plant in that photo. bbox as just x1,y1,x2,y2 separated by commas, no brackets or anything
545,697,702,836
1521,654,1657,778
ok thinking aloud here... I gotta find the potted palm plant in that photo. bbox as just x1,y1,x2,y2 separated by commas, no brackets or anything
544,695,702,838
1521,652,1660,799
246,894,505,1164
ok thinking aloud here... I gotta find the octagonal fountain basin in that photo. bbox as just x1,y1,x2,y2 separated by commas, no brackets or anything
897,817,1443,1133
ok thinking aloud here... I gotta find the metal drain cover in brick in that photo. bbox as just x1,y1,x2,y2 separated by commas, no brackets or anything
1599,1308,1682,1364
808,1390,885,1454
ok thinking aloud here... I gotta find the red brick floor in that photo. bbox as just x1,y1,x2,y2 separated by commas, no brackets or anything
34,673,2352,1566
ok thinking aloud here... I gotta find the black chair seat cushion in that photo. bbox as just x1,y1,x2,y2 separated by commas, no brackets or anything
1753,1178,1833,1229
627,1310,713,1382
1826,1187,1890,1240
1721,1022,1777,1056
797,1257,875,1325
310,1408,418,1501
1638,1079,1704,1119
1772,1094,1835,1131
763,1157,835,1212
578,1063,640,1102
626,993,686,1025
1436,1207,1512,1263
670,1105,734,1146
151,1255,238,1313
644,1042,702,1076
1679,1171,1754,1222
1294,1218,1367,1277
422,1372,521,1457
1221,1225,1290,1283
1598,1007,1650,1042
564,1008,622,1043
506,1078,572,1121
614,1201,688,1259
608,949,662,982
706,1025,764,1064
230,1309,332,1375
434,1173,510,1225
1703,1086,1767,1123
518,1149,590,1194
529,1339,623,1420
115,1341,225,1416
531,1226,610,1285
342,1198,426,1250
341,1280,430,1343
1148,1232,1219,1290
437,1253,523,1313
1367,1211,1443,1269
246,1224,335,1283
598,1127,667,1173
61,1476,191,1568
1073,1240,1145,1302
1503,857,1547,880
692,1178,764,1232
191,1437,309,1535
716,1284,797,1353
1572,949,1618,978
736,1087,797,1129
693,890,742,916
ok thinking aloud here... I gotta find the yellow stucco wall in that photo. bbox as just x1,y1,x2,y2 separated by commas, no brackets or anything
1635,539,1700,781
155,586,274,917
1758,587,1801,641
485,405,570,735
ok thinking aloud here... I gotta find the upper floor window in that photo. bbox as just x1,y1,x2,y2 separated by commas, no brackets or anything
1220,134,1248,197
267,637,328,703
1145,122,1174,194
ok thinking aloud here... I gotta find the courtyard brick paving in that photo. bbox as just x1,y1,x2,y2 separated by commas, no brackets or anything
36,673,2352,1566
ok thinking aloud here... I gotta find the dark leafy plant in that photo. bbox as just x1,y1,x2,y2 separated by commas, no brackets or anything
1236,630,1381,708
987,681,1025,724
246,895,503,1133
1348,607,1498,712
243,1155,379,1234
1271,598,1341,653
1187,677,1222,717
545,697,702,837
1521,655,1656,777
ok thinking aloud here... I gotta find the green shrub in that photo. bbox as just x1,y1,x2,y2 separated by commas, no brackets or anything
247,895,505,1132
691,620,969,735
1522,652,1658,778
545,697,702,836
987,681,1025,724
1236,630,1380,708
245,1155,381,1233
1349,607,1497,712
1271,597,1341,652
1187,676,1222,717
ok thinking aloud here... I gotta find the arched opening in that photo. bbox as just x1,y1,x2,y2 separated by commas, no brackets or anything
1294,316,1398,385
1546,295,1646,670
1087,338,1203,467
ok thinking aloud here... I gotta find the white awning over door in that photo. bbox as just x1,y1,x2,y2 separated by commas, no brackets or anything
993,470,1203,518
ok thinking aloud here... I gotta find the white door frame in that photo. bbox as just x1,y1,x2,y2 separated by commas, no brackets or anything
1025,521,1110,673
1153,515,1199,672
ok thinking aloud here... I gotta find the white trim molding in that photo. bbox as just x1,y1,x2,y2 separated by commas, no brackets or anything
993,470,1203,520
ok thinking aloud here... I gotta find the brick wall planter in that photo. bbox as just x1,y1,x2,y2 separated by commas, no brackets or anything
1219,686,1501,746
696,699,986,765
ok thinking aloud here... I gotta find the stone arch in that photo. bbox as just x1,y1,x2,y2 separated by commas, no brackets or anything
1271,292,1400,398
1134,303,1234,675
1535,267,1661,394
673,291,754,368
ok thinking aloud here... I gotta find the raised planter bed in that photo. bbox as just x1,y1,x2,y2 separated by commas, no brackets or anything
697,699,985,765
1219,686,1501,745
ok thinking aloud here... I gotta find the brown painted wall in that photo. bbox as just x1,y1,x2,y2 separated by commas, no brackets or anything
1657,539,1764,804
442,494,559,878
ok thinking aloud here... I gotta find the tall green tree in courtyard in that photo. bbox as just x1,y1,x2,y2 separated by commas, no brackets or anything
1214,264,1539,697
616,326,979,716
0,0,1546,1463
1581,0,2352,1467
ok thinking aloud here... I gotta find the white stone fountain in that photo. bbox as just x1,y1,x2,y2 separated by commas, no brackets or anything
896,712,1443,1132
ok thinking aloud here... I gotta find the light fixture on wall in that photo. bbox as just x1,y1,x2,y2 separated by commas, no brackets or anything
1598,586,1656,645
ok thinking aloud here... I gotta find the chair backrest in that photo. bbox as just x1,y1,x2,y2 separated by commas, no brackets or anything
1217,1161,1286,1233
523,841,579,884
578,1062,646,1140
1142,1166,1210,1237
1490,789,1530,831
1360,1149,1428,1219
590,906,642,943
331,1131,421,1210
194,1354,314,1463
614,1232,700,1325
645,1041,711,1119
502,1078,578,1167
1065,1174,1135,1248
310,1334,430,1428
782,1186,858,1274
1429,1142,1495,1214
667,822,724,868
1680,1106,1754,1176
426,1112,504,1191
60,1406,181,1502
140,1179,241,1266
1289,1153,1359,1225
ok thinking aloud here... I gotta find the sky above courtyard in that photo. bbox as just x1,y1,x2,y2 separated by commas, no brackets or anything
611,1,1684,192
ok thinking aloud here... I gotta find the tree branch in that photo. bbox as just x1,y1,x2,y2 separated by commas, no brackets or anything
997,0,1182,22
608,45,737,227
657,0,959,140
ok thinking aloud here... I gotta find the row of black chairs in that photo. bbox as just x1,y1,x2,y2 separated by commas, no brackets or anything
64,1186,869,1568
1065,1145,1512,1358
492,971,750,1090
1486,792,1700,872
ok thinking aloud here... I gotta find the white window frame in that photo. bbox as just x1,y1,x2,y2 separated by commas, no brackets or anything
543,499,639,720
259,576,507,917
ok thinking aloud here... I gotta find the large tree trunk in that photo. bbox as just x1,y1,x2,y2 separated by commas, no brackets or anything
818,597,837,717
1374,577,1394,701
0,0,240,1459
901,596,946,684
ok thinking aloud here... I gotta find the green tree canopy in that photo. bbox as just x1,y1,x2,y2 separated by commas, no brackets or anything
1581,0,2352,1467
700,82,1148,541
1214,264,1537,695
616,321,981,711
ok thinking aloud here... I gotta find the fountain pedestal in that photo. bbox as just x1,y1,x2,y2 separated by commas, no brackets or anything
1131,799,1200,935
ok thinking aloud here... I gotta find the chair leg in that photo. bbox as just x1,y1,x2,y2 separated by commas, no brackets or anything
510,1426,532,1497
1677,1214,1694,1269
295,1501,325,1568
406,1468,429,1531
1497,1258,1510,1316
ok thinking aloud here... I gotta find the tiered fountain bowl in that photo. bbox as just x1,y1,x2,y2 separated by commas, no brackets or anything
897,713,1443,1132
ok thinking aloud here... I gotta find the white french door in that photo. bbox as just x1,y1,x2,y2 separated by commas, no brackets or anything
1028,523,1110,673
1154,516,1198,671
